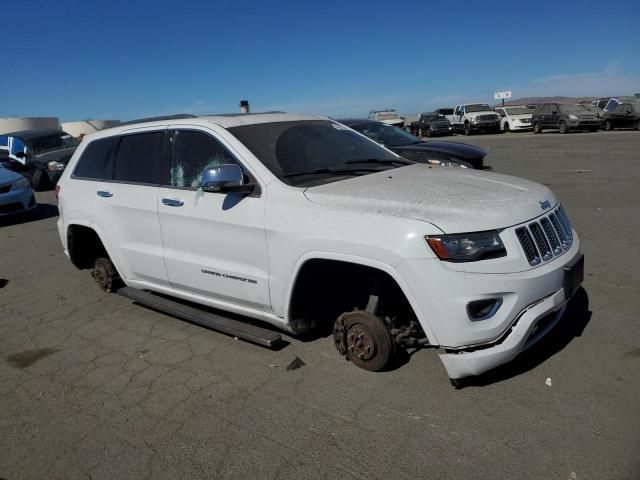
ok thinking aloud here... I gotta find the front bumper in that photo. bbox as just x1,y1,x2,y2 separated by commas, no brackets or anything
46,170,64,184
439,287,567,379
569,120,600,129
397,233,581,379
0,186,36,216
472,121,500,129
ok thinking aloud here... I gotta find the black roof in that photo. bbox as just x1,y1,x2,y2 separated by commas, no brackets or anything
1,128,66,139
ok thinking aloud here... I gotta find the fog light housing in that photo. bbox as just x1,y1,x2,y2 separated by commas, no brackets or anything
467,298,503,321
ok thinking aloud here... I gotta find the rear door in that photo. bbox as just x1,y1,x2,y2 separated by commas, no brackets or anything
93,127,170,286
618,104,635,128
157,126,270,311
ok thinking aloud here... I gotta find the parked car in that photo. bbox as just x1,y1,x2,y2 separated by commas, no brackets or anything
603,96,639,113
0,165,36,216
532,103,600,134
591,98,611,110
601,102,640,131
368,109,404,127
57,112,583,385
448,104,501,135
341,119,486,168
408,112,453,137
0,129,78,190
434,108,454,117
494,106,533,132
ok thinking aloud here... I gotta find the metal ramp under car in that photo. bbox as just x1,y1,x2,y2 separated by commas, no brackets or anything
117,287,282,348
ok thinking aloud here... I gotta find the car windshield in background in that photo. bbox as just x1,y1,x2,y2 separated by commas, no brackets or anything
26,133,78,154
559,104,589,113
505,107,531,115
466,104,493,113
376,113,400,120
422,115,441,121
228,120,409,187
350,122,420,148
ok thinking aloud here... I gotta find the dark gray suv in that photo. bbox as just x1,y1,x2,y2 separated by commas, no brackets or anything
532,103,600,134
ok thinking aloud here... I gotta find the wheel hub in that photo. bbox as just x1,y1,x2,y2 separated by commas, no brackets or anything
91,265,107,288
347,326,376,361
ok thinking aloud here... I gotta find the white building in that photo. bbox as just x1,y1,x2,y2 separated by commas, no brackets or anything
0,117,60,134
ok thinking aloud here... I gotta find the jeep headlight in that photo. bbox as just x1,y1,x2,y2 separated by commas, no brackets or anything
47,161,65,172
568,114,578,121
426,159,470,168
11,177,30,191
426,231,506,262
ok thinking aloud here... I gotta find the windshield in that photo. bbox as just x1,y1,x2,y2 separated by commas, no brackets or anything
228,120,407,187
375,112,399,120
466,104,492,113
421,114,442,121
350,122,419,147
559,104,589,113
505,107,531,115
25,133,78,155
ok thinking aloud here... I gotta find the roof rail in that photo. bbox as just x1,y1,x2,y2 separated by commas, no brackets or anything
117,114,198,127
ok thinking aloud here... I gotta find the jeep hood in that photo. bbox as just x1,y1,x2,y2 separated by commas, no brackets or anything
303,164,556,233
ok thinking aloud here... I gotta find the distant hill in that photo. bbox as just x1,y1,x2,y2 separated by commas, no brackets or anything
502,96,599,106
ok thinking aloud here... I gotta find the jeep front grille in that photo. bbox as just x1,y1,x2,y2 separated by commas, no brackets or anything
516,206,573,266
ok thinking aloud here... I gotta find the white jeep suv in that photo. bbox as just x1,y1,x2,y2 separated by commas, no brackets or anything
56,112,583,385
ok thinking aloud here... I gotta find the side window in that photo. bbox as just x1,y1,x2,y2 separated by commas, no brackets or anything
169,130,237,189
113,131,165,184
73,137,117,180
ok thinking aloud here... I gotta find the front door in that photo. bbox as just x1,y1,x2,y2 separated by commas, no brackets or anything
157,127,270,311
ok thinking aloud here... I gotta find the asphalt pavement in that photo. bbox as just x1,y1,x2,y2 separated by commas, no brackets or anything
1,129,639,479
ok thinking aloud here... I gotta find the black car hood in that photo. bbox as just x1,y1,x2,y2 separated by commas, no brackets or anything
389,141,487,169
392,141,486,160
32,147,77,164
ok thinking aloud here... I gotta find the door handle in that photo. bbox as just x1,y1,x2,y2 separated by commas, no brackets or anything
97,190,113,198
162,198,184,207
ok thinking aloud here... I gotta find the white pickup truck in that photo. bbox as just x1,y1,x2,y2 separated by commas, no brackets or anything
56,112,583,386
448,104,501,135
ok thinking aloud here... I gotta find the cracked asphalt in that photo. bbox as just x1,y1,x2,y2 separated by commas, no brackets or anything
1,130,639,479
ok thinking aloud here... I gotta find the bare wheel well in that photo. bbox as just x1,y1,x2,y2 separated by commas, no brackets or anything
289,259,419,335
67,225,108,269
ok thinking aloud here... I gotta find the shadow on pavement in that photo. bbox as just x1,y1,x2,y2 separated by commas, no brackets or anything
0,203,58,227
459,287,592,388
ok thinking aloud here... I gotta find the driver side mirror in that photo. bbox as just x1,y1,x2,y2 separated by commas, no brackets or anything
551,110,558,115
201,164,255,194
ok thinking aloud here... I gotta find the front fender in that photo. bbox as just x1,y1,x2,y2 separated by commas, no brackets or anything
283,251,439,344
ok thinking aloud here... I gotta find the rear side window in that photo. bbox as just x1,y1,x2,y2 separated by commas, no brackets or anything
73,137,117,180
113,131,165,184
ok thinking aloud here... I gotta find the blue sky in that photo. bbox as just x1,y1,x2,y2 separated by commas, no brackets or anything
2,0,639,121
